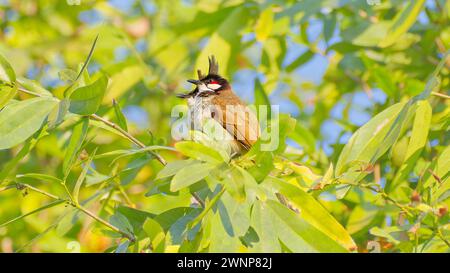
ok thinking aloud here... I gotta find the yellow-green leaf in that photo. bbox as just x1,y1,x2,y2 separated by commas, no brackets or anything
266,177,357,251
175,141,225,163
378,0,426,48
0,97,58,149
255,8,274,42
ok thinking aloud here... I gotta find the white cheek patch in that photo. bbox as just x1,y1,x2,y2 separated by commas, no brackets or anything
207,83,221,90
198,84,211,93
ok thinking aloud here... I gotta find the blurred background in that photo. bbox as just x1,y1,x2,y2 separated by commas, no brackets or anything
0,0,448,252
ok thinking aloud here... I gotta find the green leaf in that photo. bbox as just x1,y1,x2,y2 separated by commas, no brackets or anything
58,69,78,83
103,65,144,103
266,200,348,252
0,129,47,183
16,173,63,184
207,206,242,252
369,226,404,244
116,206,154,232
156,159,195,180
285,50,314,72
415,51,448,100
250,200,281,252
72,149,96,204
155,207,201,246
110,212,134,235
76,34,99,82
245,148,274,182
288,122,316,153
261,113,296,154
421,145,450,193
347,21,390,47
0,200,65,228
388,100,432,192
47,99,70,129
372,66,396,97
69,75,108,115
378,0,426,48
56,208,80,236
321,163,334,186
346,205,380,235
254,78,271,120
175,141,226,163
0,53,16,83
189,186,225,228
255,7,274,42
195,6,248,78
64,34,99,96
17,77,53,97
0,97,58,149
266,177,356,250
115,240,130,253
63,117,89,176
143,218,165,252
113,99,128,131
0,84,17,109
85,171,111,187
323,13,337,44
225,166,246,202
170,162,216,192
335,101,407,176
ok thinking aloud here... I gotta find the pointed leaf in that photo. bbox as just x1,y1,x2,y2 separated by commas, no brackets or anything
175,141,225,163
170,162,216,192
63,117,89,176
0,97,58,149
73,149,96,204
378,0,426,48
0,53,15,83
255,7,274,42
69,75,108,115
113,99,128,131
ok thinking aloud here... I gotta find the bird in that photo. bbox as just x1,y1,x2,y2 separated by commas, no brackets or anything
177,56,260,155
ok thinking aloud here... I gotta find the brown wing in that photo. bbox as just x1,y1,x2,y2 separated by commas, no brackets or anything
211,90,260,150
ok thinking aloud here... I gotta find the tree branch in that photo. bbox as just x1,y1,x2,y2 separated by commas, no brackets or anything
7,181,136,242
90,114,167,165
431,92,450,99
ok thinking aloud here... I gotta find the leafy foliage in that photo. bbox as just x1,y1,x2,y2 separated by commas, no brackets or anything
0,0,449,253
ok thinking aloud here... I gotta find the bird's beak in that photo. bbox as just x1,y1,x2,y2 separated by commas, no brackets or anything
187,79,201,85
176,93,191,98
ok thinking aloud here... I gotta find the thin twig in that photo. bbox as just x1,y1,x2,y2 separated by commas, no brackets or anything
358,183,414,217
17,87,41,97
90,114,167,165
431,92,450,99
191,192,205,208
15,182,62,200
8,181,136,242
311,180,414,217
76,204,135,242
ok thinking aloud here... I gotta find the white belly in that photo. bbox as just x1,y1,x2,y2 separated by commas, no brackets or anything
188,96,213,130
187,96,242,154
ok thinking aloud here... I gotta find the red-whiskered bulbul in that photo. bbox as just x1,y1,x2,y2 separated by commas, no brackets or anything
177,56,260,154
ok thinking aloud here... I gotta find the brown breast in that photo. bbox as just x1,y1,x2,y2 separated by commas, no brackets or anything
211,89,260,150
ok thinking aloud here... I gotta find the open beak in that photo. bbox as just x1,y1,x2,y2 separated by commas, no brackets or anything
176,93,191,98
187,79,201,85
